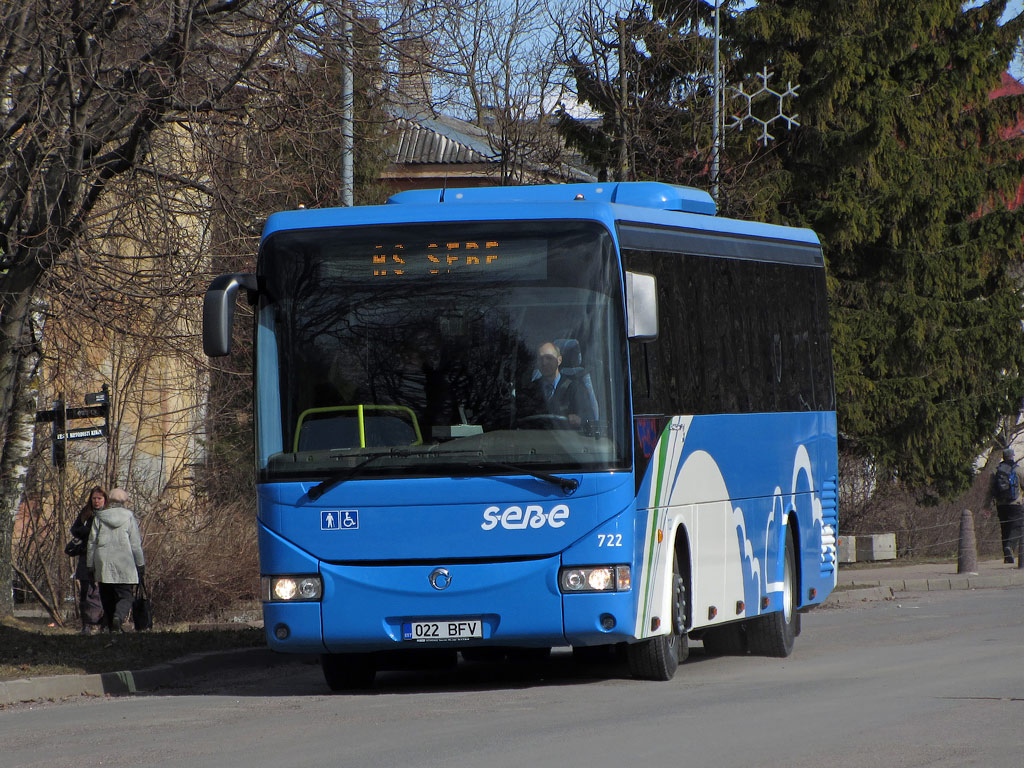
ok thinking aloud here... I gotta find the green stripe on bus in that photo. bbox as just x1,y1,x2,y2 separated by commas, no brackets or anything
639,425,673,629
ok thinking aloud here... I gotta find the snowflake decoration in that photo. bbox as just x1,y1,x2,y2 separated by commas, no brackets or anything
728,67,799,145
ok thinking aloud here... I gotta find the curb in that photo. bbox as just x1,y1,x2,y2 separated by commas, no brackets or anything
840,571,1024,594
824,586,896,606
828,565,1024,606
0,647,306,708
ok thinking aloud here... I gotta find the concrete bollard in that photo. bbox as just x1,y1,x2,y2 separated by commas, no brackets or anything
957,508,978,575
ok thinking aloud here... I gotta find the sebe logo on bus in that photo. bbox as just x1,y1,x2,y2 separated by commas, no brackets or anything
481,504,570,531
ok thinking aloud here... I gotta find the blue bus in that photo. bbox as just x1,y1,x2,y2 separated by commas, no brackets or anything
203,182,838,688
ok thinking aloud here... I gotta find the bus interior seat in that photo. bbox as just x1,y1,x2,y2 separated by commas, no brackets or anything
296,413,361,452
296,409,419,452
555,338,600,421
363,414,417,446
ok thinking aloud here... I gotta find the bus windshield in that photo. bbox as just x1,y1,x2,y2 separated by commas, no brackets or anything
255,219,630,481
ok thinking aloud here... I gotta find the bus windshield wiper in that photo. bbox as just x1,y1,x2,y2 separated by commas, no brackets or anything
307,448,480,500
307,450,578,501
308,451,395,500
471,460,579,494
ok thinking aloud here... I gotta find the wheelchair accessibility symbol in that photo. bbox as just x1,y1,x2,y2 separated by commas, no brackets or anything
322,510,358,530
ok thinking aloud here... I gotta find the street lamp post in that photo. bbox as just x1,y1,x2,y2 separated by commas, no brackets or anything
711,0,721,202
340,6,354,207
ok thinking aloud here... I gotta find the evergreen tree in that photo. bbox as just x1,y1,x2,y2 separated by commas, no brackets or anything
562,0,1024,495
731,0,1024,495
558,0,724,184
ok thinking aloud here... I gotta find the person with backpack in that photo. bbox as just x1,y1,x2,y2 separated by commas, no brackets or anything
991,448,1024,564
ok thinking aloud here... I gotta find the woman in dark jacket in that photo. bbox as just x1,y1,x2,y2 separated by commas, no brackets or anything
71,486,107,634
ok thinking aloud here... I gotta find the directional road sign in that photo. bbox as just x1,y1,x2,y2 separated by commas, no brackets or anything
55,426,108,441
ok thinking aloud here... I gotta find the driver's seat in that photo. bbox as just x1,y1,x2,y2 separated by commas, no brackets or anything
555,338,599,421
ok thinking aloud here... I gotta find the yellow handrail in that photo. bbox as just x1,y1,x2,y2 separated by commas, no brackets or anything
294,405,423,452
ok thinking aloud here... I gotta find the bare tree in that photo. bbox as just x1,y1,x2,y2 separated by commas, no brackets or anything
378,0,587,184
0,0,310,618
435,0,572,181
1,0,596,621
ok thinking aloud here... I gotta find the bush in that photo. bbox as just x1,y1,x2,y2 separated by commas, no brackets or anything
840,453,1003,558
142,498,259,624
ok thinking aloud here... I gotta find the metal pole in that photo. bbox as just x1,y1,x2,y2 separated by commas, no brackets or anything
102,383,112,480
711,0,720,202
340,6,354,207
618,15,628,183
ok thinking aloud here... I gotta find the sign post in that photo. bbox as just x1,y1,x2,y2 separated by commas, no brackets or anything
36,384,111,471
51,395,66,468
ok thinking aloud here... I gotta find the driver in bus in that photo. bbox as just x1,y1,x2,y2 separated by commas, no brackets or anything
516,341,596,428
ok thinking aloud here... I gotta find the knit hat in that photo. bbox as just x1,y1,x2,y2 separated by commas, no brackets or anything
108,488,129,504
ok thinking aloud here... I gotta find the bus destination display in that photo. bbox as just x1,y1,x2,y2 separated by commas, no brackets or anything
323,238,548,280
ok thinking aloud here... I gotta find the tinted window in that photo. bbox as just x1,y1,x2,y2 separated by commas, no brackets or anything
625,245,834,415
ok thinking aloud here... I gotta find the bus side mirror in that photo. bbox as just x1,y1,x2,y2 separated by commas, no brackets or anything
203,273,258,356
625,271,658,341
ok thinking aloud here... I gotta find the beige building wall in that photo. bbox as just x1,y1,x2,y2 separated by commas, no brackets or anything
39,119,211,520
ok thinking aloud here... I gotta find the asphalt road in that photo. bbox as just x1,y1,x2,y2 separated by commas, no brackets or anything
3,587,1023,768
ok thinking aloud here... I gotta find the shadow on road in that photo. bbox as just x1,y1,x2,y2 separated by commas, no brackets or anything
145,644,731,699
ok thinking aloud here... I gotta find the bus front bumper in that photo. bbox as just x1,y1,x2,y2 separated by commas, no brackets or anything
262,555,638,653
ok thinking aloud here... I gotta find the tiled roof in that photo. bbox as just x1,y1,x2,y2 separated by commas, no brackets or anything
390,109,497,165
386,104,595,182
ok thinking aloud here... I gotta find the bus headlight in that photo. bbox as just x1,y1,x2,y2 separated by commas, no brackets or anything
262,575,323,602
559,565,631,593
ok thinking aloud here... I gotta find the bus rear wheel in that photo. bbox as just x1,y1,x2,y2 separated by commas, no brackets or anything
747,527,800,657
627,550,688,681
321,653,376,691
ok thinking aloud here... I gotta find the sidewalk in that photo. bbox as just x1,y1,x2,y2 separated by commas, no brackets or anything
829,556,1024,606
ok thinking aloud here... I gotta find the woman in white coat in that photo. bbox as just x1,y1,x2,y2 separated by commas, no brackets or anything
86,487,145,632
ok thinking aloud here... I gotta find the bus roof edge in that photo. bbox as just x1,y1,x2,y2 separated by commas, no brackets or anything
386,182,717,216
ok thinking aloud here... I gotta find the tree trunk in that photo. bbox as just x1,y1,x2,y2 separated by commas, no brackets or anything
0,295,43,619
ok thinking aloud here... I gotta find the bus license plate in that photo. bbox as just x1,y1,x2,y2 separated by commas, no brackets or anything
402,619,483,642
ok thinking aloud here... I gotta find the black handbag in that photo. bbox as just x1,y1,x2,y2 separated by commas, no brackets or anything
64,537,86,557
132,578,153,631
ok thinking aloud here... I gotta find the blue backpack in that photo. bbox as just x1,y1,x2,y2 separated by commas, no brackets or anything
994,461,1019,504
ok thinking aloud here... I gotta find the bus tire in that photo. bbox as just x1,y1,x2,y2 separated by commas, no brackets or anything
747,527,800,657
701,622,747,655
627,550,688,681
321,653,376,691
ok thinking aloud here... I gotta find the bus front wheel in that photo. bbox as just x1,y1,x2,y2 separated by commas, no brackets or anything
627,550,688,681
321,653,376,691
